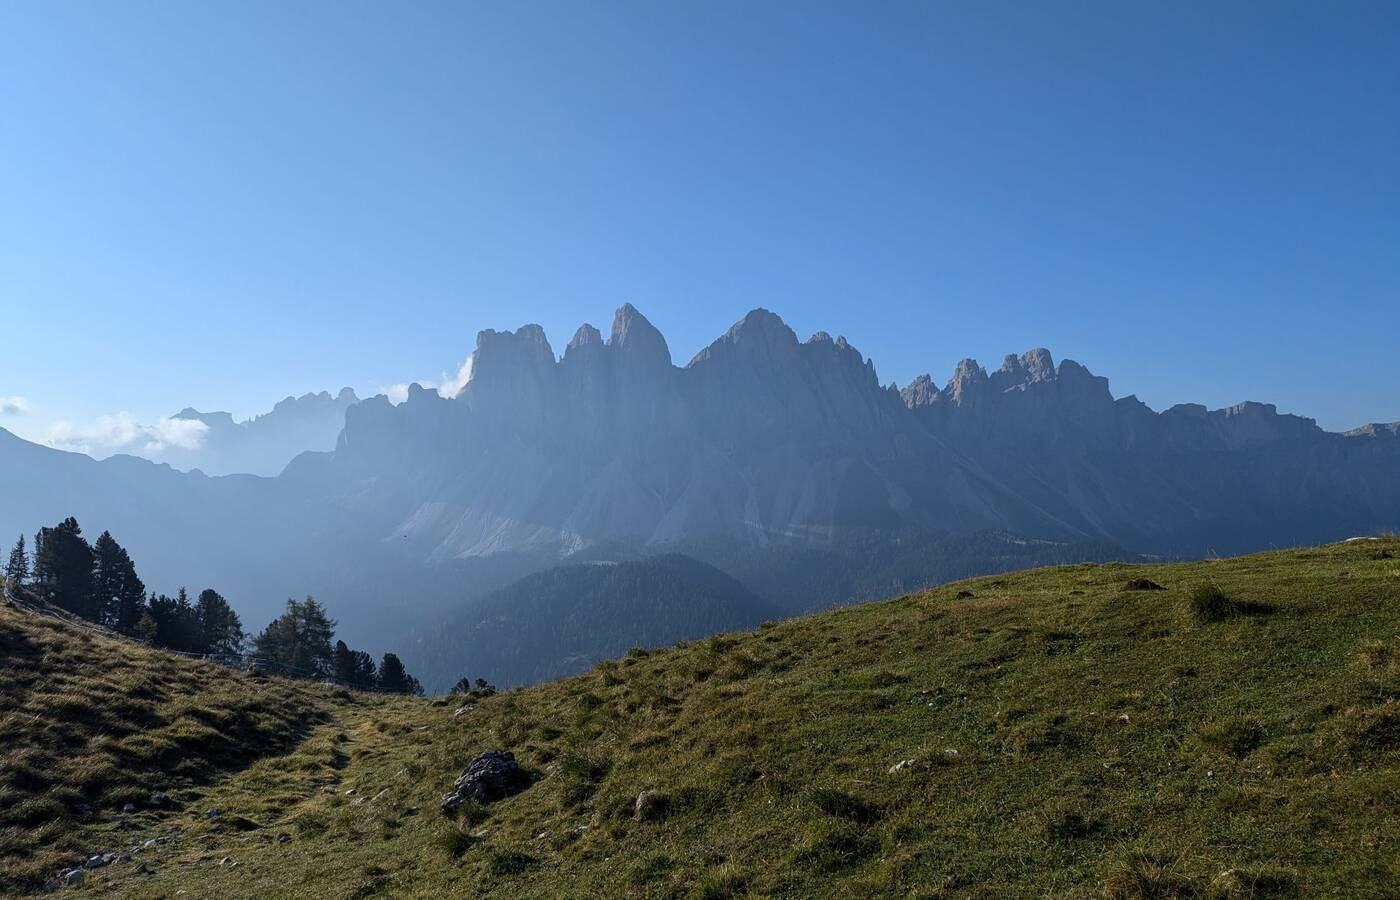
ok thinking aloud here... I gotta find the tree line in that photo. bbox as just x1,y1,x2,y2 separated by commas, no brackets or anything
4,518,421,695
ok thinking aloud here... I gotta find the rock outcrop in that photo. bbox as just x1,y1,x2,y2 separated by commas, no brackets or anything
440,750,532,810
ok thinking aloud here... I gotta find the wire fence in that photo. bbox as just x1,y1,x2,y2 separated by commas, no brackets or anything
2,578,400,694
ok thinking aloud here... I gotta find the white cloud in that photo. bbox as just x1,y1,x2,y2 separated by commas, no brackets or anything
437,355,474,399
0,395,31,415
381,354,474,405
47,413,209,455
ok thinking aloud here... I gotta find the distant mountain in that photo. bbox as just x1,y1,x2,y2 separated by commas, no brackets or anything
309,304,1400,563
2,304,1398,660
149,388,359,475
403,553,780,691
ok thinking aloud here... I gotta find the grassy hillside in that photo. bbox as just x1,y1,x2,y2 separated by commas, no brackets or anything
3,539,1398,897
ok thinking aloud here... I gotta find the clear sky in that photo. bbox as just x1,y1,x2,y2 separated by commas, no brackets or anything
2,1,1397,450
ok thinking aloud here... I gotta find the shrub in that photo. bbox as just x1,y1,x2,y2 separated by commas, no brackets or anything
1188,585,1239,623
556,749,610,807
807,787,881,825
795,821,878,872
626,851,673,885
1197,718,1264,758
485,849,536,876
694,865,749,899
1102,851,1197,899
634,788,672,821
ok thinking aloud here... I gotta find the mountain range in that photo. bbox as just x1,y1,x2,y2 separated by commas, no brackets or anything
2,304,1397,682
147,388,359,476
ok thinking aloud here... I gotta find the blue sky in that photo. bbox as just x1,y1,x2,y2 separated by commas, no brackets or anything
1,1,1397,450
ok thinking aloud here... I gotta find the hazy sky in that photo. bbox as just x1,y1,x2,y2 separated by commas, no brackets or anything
2,1,1397,449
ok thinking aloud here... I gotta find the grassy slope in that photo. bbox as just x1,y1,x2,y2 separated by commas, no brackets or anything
4,539,1399,898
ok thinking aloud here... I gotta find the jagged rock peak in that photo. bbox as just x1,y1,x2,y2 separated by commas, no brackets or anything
567,323,603,350
471,324,558,385
946,359,988,405
609,304,671,366
723,308,798,346
1020,349,1055,382
901,373,945,408
807,331,833,344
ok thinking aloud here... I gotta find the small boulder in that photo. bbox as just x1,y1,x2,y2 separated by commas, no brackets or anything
149,792,170,807
204,808,221,819
277,833,292,844
122,803,137,814
955,590,974,599
62,868,85,886
888,759,916,774
84,855,108,869
440,750,532,811
1122,578,1166,591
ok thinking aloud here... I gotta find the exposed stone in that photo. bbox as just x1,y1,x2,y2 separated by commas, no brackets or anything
888,759,916,774
440,750,532,810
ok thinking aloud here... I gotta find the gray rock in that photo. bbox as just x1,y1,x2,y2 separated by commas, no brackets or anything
440,750,531,810
122,803,137,814
62,868,85,886
204,808,221,819
149,791,170,807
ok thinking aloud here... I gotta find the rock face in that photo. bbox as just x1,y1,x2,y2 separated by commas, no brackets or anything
440,750,532,810
315,305,1400,565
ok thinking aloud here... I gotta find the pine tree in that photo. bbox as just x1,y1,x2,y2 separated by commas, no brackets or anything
331,640,378,690
194,588,244,659
92,531,146,630
148,588,201,652
134,611,158,644
252,597,336,679
4,535,28,588
32,517,96,619
376,652,423,695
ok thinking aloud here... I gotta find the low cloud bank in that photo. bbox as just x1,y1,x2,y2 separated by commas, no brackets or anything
48,413,210,456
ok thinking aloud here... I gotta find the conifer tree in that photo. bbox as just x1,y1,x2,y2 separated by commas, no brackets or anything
377,652,423,695
148,588,201,652
92,531,146,630
32,517,96,619
4,535,28,588
252,597,336,678
194,588,244,659
331,640,378,689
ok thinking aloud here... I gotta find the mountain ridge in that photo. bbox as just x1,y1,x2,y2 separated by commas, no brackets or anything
2,304,1398,653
